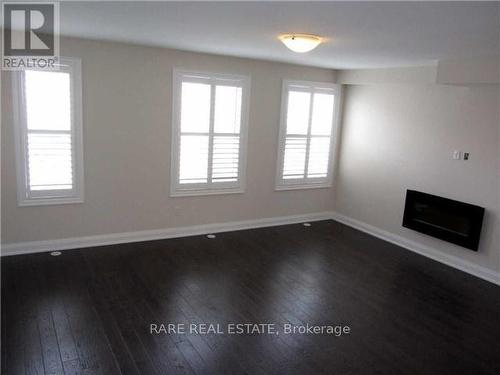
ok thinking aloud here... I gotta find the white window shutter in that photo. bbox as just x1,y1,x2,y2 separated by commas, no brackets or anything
283,137,307,179
212,135,240,182
14,58,84,206
277,80,340,190
27,133,73,190
171,70,250,196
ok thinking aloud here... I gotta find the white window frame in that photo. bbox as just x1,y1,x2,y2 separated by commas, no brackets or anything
170,69,250,197
12,57,84,206
275,80,341,191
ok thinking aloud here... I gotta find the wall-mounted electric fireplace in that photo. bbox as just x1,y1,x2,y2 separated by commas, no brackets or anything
402,190,485,251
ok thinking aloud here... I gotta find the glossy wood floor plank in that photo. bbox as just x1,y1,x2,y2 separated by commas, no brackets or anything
2,220,500,374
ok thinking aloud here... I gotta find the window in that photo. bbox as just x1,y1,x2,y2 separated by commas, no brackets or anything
13,57,84,206
171,70,250,196
276,80,341,190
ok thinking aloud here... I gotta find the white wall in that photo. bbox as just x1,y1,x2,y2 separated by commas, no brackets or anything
1,37,336,244
336,82,500,273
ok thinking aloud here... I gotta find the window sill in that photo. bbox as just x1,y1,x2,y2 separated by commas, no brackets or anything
275,183,332,191
18,197,84,207
170,188,245,198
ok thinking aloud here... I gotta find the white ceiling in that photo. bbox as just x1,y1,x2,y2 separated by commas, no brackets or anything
54,1,500,69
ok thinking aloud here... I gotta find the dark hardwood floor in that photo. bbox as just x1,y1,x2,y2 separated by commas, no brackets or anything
2,220,500,375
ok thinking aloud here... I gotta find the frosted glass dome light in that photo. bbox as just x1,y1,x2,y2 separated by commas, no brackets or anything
279,34,322,53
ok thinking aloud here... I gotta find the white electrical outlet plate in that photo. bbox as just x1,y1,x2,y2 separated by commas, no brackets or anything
453,150,462,160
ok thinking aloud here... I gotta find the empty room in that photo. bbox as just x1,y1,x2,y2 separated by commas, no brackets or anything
1,1,499,374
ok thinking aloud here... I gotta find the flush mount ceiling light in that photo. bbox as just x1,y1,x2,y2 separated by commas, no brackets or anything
279,34,322,53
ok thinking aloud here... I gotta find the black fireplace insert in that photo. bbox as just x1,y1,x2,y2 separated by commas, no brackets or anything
402,190,485,251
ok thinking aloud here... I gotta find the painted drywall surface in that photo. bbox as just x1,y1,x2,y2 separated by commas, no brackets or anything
336,83,500,272
337,66,437,85
337,58,500,86
436,55,500,85
1,37,336,244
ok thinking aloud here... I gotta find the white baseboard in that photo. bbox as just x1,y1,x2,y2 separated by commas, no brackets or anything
331,212,500,286
0,211,333,257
